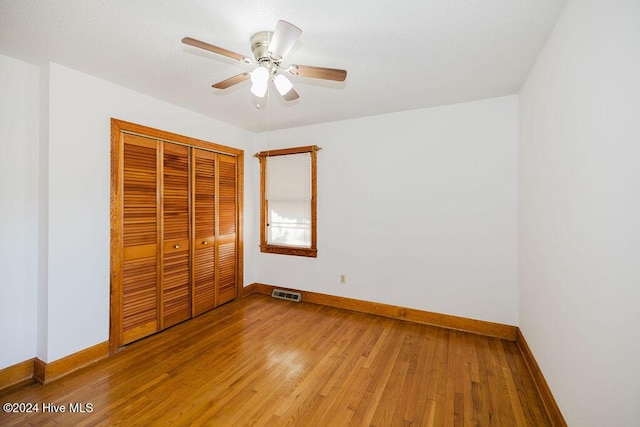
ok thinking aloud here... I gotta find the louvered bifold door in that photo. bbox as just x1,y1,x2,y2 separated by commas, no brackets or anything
216,154,238,305
121,134,159,344
161,142,191,328
192,149,216,315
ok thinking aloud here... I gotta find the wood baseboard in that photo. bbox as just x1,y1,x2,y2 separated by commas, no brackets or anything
250,283,517,341
34,341,110,385
242,283,256,297
0,359,36,392
516,329,567,426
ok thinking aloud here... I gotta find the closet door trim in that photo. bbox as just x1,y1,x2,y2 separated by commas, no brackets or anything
110,119,244,355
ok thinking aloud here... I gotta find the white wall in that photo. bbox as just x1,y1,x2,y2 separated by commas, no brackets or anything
0,59,255,368
252,96,518,325
37,64,50,362
518,0,640,425
0,58,517,368
43,63,254,362
0,54,40,368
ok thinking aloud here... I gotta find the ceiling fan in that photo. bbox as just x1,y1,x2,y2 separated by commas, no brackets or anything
182,20,347,102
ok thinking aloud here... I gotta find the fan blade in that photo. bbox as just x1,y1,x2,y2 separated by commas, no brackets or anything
281,87,300,102
212,73,251,89
288,65,347,82
182,37,252,63
268,20,302,62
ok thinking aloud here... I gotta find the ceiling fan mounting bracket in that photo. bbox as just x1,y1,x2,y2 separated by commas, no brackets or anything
251,31,276,63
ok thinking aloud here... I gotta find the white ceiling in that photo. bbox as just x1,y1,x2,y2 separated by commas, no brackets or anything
0,0,567,133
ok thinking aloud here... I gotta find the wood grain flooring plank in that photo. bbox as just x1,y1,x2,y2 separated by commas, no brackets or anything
0,295,550,426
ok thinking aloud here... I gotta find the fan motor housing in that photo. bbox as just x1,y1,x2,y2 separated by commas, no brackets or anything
250,31,273,63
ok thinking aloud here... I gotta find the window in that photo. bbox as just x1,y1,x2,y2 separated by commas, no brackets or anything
256,145,319,257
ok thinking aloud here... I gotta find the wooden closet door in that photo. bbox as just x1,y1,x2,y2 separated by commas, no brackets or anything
161,142,191,328
217,154,238,305
112,118,244,353
192,149,216,315
121,134,159,344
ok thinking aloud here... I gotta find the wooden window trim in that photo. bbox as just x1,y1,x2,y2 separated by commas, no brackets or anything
255,145,319,258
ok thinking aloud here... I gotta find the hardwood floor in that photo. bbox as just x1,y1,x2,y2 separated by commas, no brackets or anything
0,295,550,426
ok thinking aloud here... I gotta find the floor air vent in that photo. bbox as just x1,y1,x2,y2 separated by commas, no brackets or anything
271,289,302,302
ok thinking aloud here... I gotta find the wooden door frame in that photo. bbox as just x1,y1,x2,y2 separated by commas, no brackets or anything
110,118,245,355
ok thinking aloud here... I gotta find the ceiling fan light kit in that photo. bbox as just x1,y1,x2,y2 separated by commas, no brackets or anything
182,20,347,102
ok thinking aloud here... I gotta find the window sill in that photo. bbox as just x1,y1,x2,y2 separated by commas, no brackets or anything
260,245,318,258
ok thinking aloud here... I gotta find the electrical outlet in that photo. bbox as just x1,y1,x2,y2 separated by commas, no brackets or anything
340,274,346,284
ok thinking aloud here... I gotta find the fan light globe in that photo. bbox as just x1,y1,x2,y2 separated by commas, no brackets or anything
251,66,269,83
274,74,294,95
250,82,268,97
250,66,270,97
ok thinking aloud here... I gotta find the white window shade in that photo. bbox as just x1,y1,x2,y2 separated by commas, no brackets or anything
266,153,312,247
266,153,311,200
